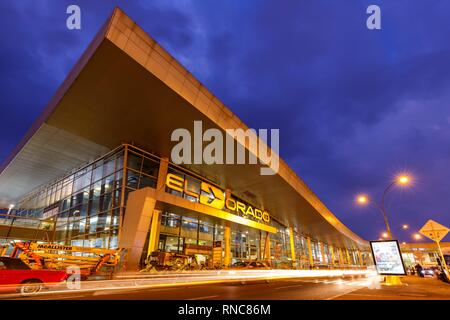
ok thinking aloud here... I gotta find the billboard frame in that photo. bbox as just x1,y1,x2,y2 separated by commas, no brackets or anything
369,239,406,276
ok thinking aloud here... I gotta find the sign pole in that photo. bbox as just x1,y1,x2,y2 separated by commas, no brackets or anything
436,240,449,274
418,219,450,277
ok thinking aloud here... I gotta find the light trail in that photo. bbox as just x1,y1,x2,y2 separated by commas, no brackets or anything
0,268,377,299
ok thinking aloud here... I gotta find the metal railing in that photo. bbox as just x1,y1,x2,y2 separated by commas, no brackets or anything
0,214,55,242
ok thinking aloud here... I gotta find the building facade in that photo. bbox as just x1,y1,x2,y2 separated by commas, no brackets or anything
0,8,370,270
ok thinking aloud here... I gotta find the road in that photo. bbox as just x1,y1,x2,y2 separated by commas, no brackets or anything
14,277,372,300
3,273,449,300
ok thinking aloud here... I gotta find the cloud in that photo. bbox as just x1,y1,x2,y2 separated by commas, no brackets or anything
1,0,450,240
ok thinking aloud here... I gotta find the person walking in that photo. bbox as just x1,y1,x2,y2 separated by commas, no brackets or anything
415,263,424,277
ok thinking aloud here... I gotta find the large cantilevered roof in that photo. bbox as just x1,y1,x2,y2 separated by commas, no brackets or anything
0,8,367,249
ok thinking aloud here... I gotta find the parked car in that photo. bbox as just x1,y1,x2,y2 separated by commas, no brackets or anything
421,266,439,277
245,261,270,269
232,261,248,268
0,257,68,295
231,260,270,269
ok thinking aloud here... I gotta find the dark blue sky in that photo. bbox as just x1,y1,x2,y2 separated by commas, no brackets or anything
1,1,449,242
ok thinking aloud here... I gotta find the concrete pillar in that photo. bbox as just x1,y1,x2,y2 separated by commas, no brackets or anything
307,237,314,268
289,227,296,266
224,225,231,267
320,242,326,265
119,188,157,271
345,248,352,266
330,245,335,268
147,210,162,255
156,157,169,190
358,250,364,266
264,232,271,265
338,248,344,266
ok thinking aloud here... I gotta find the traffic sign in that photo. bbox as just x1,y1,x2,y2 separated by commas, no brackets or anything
419,219,449,242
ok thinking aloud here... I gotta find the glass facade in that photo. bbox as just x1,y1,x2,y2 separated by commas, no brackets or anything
11,145,160,249
9,143,367,268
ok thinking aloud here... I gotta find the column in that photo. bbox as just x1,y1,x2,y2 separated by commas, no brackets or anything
358,250,364,267
224,225,231,267
147,210,162,255
338,248,345,266
156,157,169,190
264,232,271,263
320,242,326,265
119,188,157,271
289,227,296,267
330,245,335,268
345,248,352,266
307,237,314,268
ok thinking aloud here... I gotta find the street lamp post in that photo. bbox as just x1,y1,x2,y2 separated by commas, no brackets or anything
356,174,412,285
357,175,411,240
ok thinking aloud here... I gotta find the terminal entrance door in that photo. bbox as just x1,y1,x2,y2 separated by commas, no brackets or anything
231,229,260,262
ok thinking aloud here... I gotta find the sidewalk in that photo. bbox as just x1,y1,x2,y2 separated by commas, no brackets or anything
335,276,450,300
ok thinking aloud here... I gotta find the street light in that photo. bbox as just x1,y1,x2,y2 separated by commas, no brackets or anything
356,195,369,204
355,173,413,286
401,224,409,230
356,173,412,239
413,233,422,240
397,175,410,185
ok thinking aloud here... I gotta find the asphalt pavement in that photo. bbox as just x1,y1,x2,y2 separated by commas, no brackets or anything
4,275,449,300
14,276,378,300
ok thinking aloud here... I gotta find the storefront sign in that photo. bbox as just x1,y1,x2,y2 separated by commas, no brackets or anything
166,173,270,223
370,240,406,275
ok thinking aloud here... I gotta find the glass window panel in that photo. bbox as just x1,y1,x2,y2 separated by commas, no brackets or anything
164,236,181,253
112,188,121,208
92,164,103,183
184,238,197,245
127,152,142,171
96,214,107,232
162,213,181,228
141,157,159,177
79,202,88,218
61,197,71,211
126,170,139,189
89,195,100,217
138,174,156,189
89,216,98,233
114,170,123,189
100,192,112,212
78,218,87,234
103,158,115,177
73,172,91,192
102,174,114,194
115,153,124,171
182,218,198,231
111,208,120,228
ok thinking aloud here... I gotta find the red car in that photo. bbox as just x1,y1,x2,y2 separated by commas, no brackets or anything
0,257,68,295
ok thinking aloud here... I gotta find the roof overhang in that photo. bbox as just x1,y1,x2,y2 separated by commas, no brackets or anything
0,8,368,250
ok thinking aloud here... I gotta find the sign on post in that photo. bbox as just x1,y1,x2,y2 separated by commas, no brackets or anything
419,220,449,242
370,240,406,275
419,219,449,272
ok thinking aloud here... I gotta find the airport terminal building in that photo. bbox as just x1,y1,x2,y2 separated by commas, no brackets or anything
0,8,369,270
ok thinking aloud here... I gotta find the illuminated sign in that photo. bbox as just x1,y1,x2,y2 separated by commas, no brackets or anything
166,173,270,223
370,240,406,275
34,244,74,251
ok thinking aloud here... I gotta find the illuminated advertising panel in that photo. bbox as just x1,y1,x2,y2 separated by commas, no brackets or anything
370,240,406,275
